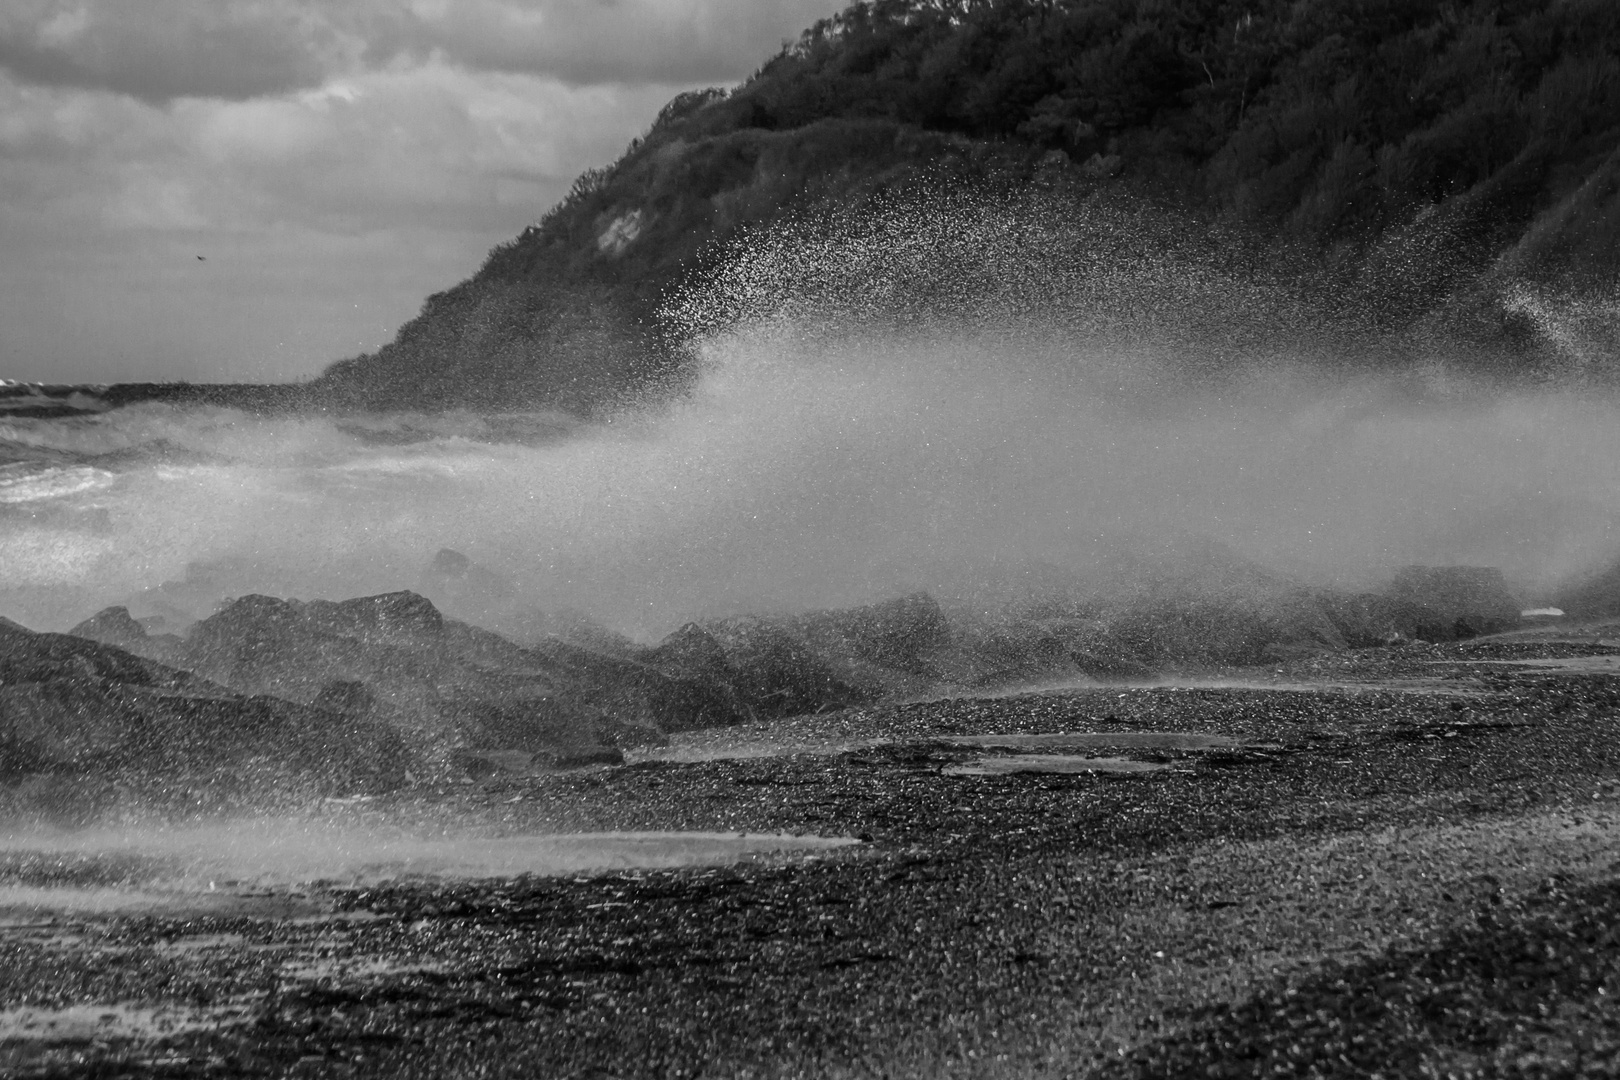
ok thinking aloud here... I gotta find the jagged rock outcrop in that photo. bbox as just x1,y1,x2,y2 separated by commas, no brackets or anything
71,590,761,773
66,605,150,650
694,616,867,720
0,617,410,818
46,548,1547,811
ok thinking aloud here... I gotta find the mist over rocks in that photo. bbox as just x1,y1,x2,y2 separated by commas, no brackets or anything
67,605,154,651
1558,552,1620,620
70,589,787,776
23,544,1558,813
95,591,659,771
0,617,409,821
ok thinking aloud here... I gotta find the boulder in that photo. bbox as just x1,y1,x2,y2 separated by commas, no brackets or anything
160,591,649,767
698,616,867,719
67,606,149,650
0,618,412,816
89,589,762,770
1315,591,1454,645
1386,566,1521,637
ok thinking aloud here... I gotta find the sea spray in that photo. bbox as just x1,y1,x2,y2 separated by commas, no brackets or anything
0,195,1615,635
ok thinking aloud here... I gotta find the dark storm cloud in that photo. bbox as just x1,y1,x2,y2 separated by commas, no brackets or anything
0,1,841,102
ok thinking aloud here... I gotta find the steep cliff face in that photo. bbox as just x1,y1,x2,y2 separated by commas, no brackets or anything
309,0,1620,414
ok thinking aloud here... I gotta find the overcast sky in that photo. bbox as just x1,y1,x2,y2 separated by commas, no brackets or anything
0,0,842,384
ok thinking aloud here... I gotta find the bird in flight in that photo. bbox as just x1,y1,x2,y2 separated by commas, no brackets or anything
197,255,206,261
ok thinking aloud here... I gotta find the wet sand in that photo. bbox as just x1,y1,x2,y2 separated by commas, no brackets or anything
3,637,1620,1077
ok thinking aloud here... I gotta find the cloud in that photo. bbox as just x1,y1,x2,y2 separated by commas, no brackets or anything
0,0,846,383
366,0,844,86
0,62,682,382
0,1,842,102
0,1,340,102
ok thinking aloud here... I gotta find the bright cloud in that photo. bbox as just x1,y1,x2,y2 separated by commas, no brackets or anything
0,0,845,383
0,1,841,101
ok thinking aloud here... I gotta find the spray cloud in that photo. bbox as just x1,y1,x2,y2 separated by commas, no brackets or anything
0,192,1616,636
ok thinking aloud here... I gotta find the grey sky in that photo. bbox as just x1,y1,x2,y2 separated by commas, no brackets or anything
0,0,842,383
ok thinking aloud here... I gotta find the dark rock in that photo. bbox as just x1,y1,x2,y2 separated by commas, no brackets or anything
165,592,636,765
644,623,735,682
966,618,1088,685
527,633,748,734
2,618,164,688
798,593,952,674
67,606,148,649
306,590,446,642
0,618,411,805
1037,622,1155,681
1386,566,1521,635
1316,591,1454,645
105,589,756,767
311,679,378,716
699,616,867,719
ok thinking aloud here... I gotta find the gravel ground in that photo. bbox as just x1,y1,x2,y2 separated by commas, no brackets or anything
3,641,1620,1078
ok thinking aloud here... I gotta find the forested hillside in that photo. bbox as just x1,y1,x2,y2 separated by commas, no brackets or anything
312,0,1620,413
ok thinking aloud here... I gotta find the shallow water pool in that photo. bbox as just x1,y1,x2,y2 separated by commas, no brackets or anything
0,823,860,916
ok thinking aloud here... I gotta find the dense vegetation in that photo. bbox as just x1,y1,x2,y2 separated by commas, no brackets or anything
313,0,1620,412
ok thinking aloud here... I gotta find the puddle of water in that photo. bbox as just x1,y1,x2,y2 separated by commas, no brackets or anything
627,736,891,763
943,732,1264,751
0,1002,251,1043
1139,678,1488,696
281,956,445,981
0,824,860,916
367,831,860,878
1440,656,1620,673
985,676,1493,699
943,755,1171,776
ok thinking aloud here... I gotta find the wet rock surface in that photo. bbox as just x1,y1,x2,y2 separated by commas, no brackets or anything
72,592,722,772
2,636,1620,1077
0,620,411,817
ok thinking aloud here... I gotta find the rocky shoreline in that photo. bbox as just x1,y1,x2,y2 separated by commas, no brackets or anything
2,627,1619,1077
